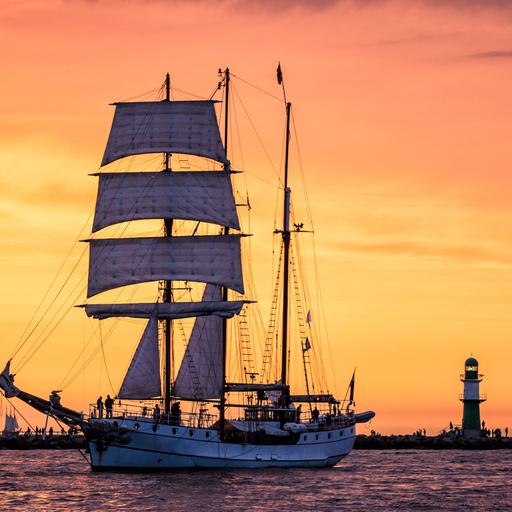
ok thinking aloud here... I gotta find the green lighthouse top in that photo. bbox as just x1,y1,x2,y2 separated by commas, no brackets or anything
464,357,479,380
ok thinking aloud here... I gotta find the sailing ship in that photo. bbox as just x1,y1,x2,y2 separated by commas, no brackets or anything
0,67,374,469
2,406,19,437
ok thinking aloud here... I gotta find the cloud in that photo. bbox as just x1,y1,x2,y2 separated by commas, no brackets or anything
0,179,93,212
335,240,512,266
466,50,512,60
61,0,512,11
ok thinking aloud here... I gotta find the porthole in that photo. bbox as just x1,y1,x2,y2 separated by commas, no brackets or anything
152,424,158,432
189,429,194,437
340,431,343,437
172,428,177,435
328,433,332,439
205,432,210,439
134,423,139,430
315,434,319,441
303,435,307,441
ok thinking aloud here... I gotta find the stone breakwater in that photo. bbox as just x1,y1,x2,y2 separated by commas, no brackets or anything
1,434,511,450
0,435,86,449
354,434,512,450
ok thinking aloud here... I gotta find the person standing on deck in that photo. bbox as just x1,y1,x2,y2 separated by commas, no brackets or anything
105,395,114,418
96,396,104,419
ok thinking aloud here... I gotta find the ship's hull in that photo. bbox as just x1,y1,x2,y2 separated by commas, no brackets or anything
85,418,356,470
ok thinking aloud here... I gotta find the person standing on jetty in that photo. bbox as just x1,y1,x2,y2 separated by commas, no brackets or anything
96,396,104,418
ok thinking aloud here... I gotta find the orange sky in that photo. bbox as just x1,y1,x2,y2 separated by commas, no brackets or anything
1,0,511,434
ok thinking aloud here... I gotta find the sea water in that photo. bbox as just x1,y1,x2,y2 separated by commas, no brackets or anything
0,450,510,511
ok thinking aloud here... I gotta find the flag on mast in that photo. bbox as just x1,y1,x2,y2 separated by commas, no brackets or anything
348,369,356,405
304,337,311,351
306,310,312,325
277,63,283,84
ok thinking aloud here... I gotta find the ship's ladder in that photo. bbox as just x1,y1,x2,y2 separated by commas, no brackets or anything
178,157,191,170
290,242,313,402
237,305,256,381
260,243,284,383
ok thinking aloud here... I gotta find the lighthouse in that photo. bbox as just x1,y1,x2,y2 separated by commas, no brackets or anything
460,357,486,438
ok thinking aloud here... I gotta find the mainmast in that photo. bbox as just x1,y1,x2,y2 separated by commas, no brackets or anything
219,67,230,440
163,72,172,416
281,101,292,391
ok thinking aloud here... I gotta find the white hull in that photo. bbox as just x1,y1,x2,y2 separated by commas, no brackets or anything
86,418,356,470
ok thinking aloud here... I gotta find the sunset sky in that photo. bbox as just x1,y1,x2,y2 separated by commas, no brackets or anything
1,0,511,434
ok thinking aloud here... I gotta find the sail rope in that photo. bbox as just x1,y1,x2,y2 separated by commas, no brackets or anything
9,215,91,362
231,83,283,187
98,321,116,396
231,73,283,104
11,90,165,374
291,111,338,394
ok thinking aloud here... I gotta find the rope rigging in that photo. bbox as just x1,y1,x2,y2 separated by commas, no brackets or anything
6,67,340,414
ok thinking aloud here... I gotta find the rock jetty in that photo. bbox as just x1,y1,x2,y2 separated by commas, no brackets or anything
354,434,512,450
0,434,86,450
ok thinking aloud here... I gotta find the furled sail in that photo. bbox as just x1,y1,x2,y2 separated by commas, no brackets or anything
87,235,244,297
118,312,161,400
101,101,227,166
85,300,245,320
92,171,240,232
173,284,225,400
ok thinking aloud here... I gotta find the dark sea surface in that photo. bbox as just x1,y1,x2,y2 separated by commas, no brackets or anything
0,450,510,511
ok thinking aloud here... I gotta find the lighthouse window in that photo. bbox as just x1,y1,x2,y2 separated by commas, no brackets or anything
466,365,478,371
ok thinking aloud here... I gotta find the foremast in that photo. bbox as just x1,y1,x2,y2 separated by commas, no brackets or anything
84,70,245,408
220,67,230,440
163,72,172,416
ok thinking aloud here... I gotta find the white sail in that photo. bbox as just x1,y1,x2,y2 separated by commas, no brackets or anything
118,312,161,400
87,235,244,297
173,284,225,400
101,101,227,166
11,412,18,432
3,413,17,433
85,300,245,320
93,171,240,232
3,414,11,433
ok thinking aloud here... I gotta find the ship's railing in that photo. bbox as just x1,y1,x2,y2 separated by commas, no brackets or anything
88,403,218,429
238,407,354,429
458,393,487,401
88,401,354,430
460,373,484,381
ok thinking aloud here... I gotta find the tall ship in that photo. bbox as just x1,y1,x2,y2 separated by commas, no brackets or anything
0,67,374,469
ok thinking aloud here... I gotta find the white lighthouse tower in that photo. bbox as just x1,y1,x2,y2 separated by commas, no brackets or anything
460,357,486,438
